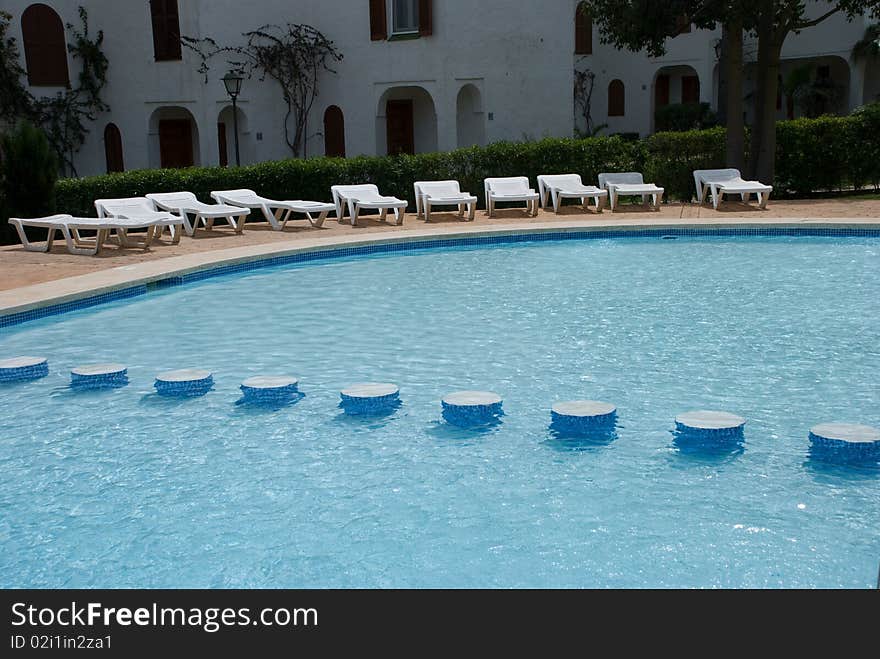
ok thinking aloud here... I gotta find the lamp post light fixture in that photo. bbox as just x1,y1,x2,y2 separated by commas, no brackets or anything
222,70,244,166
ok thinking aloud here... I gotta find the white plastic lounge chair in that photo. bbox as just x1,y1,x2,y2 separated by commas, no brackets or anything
537,174,608,214
210,189,335,230
693,169,773,210
146,191,251,236
95,197,185,244
484,177,539,218
598,173,664,211
413,180,478,222
9,214,164,255
331,184,408,226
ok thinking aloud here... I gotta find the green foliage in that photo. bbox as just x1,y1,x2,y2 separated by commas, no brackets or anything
1,122,58,240
643,127,727,201
0,11,33,125
776,103,880,194
654,103,718,132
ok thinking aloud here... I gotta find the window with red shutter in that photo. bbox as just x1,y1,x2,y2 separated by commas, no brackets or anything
370,0,388,40
21,4,69,87
104,123,125,173
575,9,592,55
608,80,625,117
150,0,182,61
323,106,346,157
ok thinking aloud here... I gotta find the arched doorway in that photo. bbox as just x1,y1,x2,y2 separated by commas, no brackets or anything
104,123,124,173
456,84,486,148
652,65,701,130
323,105,346,157
148,106,200,169
376,86,437,155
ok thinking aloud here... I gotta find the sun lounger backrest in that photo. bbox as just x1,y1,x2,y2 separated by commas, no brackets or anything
485,177,531,196
95,197,157,218
540,174,583,189
416,181,463,198
695,168,742,183
598,172,645,188
147,192,199,208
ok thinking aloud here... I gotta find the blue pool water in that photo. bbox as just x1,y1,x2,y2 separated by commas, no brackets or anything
1,235,878,588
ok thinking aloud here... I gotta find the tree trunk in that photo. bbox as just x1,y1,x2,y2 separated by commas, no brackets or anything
749,9,783,183
723,19,745,171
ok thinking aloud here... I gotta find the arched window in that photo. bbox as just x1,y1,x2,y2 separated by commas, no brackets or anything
608,80,625,117
323,105,346,157
104,123,124,173
575,9,592,55
150,0,182,61
21,4,69,86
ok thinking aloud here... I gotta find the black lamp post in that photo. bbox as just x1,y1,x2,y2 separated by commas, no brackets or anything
222,71,244,166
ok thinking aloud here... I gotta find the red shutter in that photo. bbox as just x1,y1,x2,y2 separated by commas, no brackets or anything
608,80,625,117
575,11,592,55
681,75,700,104
104,123,124,173
21,4,69,86
151,0,182,61
419,0,433,36
370,0,388,40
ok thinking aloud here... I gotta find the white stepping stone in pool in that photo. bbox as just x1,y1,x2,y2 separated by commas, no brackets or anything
71,363,128,388
551,400,617,431
809,423,880,462
442,390,504,427
240,376,299,402
154,368,214,397
0,356,49,382
675,410,746,437
340,383,400,415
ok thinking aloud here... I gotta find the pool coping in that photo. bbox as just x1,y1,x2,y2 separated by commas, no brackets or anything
1,217,878,328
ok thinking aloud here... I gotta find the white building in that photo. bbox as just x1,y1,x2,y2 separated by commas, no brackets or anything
5,1,878,176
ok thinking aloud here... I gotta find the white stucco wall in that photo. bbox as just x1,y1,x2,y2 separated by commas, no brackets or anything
4,0,874,177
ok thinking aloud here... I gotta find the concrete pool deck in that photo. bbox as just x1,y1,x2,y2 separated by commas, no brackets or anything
1,197,878,318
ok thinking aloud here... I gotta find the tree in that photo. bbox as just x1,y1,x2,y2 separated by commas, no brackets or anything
1,121,58,234
579,1,880,184
0,11,34,126
183,24,342,158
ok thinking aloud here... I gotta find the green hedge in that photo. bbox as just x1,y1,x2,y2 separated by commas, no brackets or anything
55,136,641,219
41,101,880,225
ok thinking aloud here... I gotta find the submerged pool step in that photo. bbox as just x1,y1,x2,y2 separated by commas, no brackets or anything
154,368,214,397
551,400,617,434
0,356,49,382
809,423,880,463
71,363,128,389
240,376,300,404
442,390,503,427
674,410,746,439
340,383,400,415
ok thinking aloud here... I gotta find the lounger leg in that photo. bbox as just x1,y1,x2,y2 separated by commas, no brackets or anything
425,203,431,223
237,213,248,232
348,201,357,226
552,190,560,214
759,191,770,210
12,222,52,252
609,191,616,211
713,188,720,211
468,202,475,221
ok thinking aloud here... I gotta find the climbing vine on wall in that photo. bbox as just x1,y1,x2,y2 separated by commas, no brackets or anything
0,7,109,175
182,24,342,158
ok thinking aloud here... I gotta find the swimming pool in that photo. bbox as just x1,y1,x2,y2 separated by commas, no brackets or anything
1,233,878,588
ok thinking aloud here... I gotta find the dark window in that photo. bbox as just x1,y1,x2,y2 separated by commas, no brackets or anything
369,0,388,40
21,4,69,86
608,79,625,117
104,123,124,173
323,105,346,158
681,75,700,104
150,0,182,61
575,9,592,55
776,74,783,111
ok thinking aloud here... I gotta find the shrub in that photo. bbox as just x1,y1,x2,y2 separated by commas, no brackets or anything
1,121,58,241
643,127,726,201
654,103,718,133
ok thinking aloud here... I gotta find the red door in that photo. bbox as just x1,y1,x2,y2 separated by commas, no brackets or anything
682,76,700,104
218,122,228,167
386,100,415,155
655,74,670,109
159,119,194,169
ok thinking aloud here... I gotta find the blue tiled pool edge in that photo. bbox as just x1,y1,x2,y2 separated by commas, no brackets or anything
3,225,879,330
